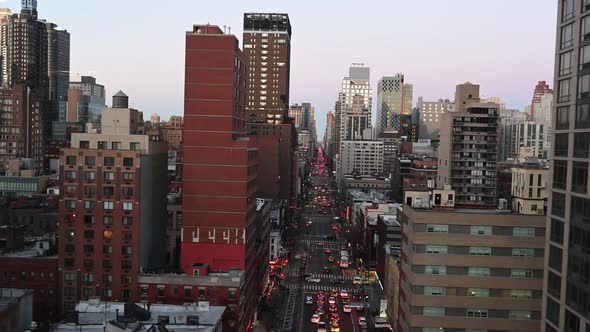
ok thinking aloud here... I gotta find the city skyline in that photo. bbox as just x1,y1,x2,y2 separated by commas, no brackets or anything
1,0,556,138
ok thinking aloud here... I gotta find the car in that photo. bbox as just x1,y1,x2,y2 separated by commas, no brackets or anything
340,290,348,298
353,276,363,285
317,298,325,305
317,242,325,247
324,249,332,254
331,226,339,231
328,296,336,305
358,316,367,327
317,322,327,332
343,305,352,313
305,296,314,305
330,289,339,297
352,292,361,301
330,321,340,332
316,306,325,316
306,277,321,283
317,292,325,300
300,273,311,278
330,278,344,284
328,304,338,312
328,256,335,262
323,211,328,215
329,313,340,322
311,314,321,323
324,235,336,240
323,266,330,273
341,296,350,304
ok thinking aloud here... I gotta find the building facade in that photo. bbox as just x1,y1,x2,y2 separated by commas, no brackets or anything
543,2,590,331
338,140,384,179
417,97,454,140
58,93,168,313
46,22,70,134
68,75,106,126
511,159,548,215
376,74,413,134
181,24,259,331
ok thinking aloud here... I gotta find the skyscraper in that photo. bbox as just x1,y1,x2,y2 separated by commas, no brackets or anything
324,111,335,158
0,8,11,86
181,24,259,331
543,2,590,331
376,74,413,134
47,23,70,131
68,75,106,126
531,80,553,120
58,92,168,313
243,13,291,121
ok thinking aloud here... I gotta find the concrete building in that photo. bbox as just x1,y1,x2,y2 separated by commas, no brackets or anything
0,8,10,87
398,202,546,332
51,300,225,332
324,111,335,159
339,94,372,144
511,158,548,215
181,24,259,331
338,140,384,181
417,97,454,140
344,174,391,191
438,83,500,207
507,120,548,160
333,64,372,156
243,13,291,120
376,74,413,134
58,92,168,313
377,130,401,178
544,3,590,331
0,288,33,332
499,109,529,161
531,80,553,122
46,22,70,136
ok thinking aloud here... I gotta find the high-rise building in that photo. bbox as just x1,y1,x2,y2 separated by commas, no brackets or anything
58,92,168,313
243,13,291,121
438,83,500,207
334,64,372,156
0,8,11,86
543,2,590,331
181,24,259,331
417,97,454,140
67,76,106,128
376,74,413,134
340,94,371,142
288,103,303,127
531,80,553,120
47,23,70,131
324,111,335,159
0,84,43,173
338,140,384,178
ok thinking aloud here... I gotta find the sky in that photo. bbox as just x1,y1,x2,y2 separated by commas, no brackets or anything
4,0,557,138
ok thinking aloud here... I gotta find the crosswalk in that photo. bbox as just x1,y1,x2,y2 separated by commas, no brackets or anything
299,239,341,248
287,272,353,280
285,283,356,293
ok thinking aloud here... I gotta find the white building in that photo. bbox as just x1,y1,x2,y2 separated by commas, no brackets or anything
338,140,384,182
416,97,454,140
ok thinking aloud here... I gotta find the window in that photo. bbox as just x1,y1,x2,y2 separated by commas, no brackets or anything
84,171,95,180
122,246,132,255
104,157,114,166
550,219,564,244
130,142,140,150
558,78,571,102
84,230,94,239
103,201,114,210
572,162,589,193
103,288,112,297
123,202,133,211
468,267,490,277
470,226,492,235
79,141,90,148
65,171,77,180
584,0,590,12
513,227,535,237
66,156,76,165
469,247,491,256
552,192,566,217
122,187,133,196
510,290,533,299
426,224,448,233
83,245,94,253
85,156,95,165
579,74,590,99
555,133,569,157
468,288,490,297
103,245,112,254
467,309,488,318
584,15,590,41
122,260,132,269
65,200,76,209
509,310,531,320
121,275,131,285
97,141,108,149
424,266,447,275
64,287,75,297
553,160,568,189
571,195,590,224
83,186,95,196
123,158,133,167
511,269,533,278
64,272,76,281
104,172,115,181
424,286,446,296
82,273,93,283
563,0,574,21
103,216,113,226
84,200,95,209
512,248,535,257
574,133,590,158
423,307,445,316
123,216,133,226
425,245,447,254
103,186,114,196
123,172,134,181
111,142,122,150
577,110,590,138
560,50,573,75
103,260,112,268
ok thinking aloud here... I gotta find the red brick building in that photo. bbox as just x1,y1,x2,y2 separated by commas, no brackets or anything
181,24,259,331
0,255,58,330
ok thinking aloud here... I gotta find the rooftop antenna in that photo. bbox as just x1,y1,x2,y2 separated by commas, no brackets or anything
228,26,231,34
223,25,226,33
